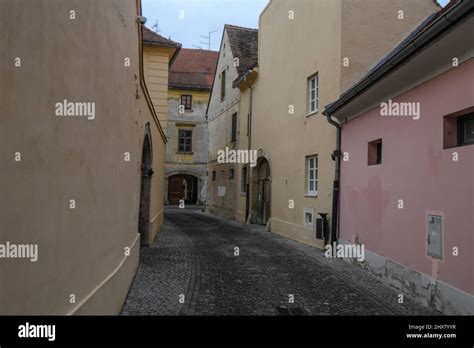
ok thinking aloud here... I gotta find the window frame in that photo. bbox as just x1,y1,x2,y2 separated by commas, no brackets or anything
306,155,318,196
368,139,383,166
231,112,237,143
308,73,319,114
457,112,474,147
180,94,192,110
241,166,248,194
221,69,226,101
177,129,193,153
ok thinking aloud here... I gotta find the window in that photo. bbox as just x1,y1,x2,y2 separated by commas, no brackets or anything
231,113,237,142
229,168,235,180
443,110,474,149
212,171,216,181
241,166,247,193
221,70,226,101
368,139,382,165
178,129,192,153
308,73,319,114
304,208,315,227
181,95,192,110
458,113,474,146
307,155,318,196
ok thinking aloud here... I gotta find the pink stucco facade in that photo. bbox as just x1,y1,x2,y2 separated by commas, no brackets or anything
339,58,474,295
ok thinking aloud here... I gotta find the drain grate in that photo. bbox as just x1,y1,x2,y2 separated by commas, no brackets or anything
275,305,307,316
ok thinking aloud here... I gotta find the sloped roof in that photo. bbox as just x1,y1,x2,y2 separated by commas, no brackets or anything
169,49,219,90
225,24,258,78
142,26,181,48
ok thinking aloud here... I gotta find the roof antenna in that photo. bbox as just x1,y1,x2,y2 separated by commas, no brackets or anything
152,20,160,33
199,30,218,50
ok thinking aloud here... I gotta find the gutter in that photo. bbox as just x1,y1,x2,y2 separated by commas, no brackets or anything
323,0,472,117
233,67,256,89
326,115,341,244
136,0,168,144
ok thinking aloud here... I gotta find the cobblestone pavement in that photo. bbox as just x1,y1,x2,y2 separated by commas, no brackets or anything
121,208,439,316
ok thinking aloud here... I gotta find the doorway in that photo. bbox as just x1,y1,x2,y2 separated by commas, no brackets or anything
138,127,153,246
168,174,198,205
256,158,271,225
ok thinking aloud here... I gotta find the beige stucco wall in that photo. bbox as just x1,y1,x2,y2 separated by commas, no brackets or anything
340,0,440,92
250,0,439,249
251,0,342,248
206,29,242,217
0,0,166,314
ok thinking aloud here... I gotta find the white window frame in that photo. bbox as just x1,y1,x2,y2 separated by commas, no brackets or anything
304,208,315,227
308,73,319,114
307,155,318,196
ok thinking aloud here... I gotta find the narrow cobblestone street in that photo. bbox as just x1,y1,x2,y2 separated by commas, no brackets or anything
121,208,439,316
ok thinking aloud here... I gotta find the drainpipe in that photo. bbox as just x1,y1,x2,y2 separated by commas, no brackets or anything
245,84,253,223
326,114,341,244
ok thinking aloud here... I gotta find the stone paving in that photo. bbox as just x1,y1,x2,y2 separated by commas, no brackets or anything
121,208,439,316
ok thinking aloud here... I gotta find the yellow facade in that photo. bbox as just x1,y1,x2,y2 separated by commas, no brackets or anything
0,0,171,314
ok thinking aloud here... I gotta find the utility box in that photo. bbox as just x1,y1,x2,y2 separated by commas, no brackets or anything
427,214,443,259
316,213,328,240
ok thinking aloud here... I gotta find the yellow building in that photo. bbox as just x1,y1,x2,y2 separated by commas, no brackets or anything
141,27,180,242
0,0,174,314
209,0,440,250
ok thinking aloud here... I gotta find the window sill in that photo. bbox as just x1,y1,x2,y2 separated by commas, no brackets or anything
444,142,474,150
176,152,194,155
305,193,318,198
305,111,318,118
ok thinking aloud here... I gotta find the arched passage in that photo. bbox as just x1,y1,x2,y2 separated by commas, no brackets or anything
138,125,153,245
168,174,198,205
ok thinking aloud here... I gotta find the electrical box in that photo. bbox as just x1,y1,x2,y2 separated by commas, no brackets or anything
427,214,443,259
316,218,325,240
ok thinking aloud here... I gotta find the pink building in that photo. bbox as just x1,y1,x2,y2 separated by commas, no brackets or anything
324,0,473,314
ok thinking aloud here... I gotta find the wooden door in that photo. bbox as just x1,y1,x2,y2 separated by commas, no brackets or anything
168,175,185,205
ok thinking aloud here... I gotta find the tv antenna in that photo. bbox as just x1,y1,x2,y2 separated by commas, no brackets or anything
152,20,160,33
199,30,218,50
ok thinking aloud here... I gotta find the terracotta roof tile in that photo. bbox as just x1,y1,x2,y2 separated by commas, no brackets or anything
142,26,180,48
225,24,258,78
169,48,219,90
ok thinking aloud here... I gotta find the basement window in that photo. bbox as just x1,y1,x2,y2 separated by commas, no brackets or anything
304,208,315,227
368,139,382,166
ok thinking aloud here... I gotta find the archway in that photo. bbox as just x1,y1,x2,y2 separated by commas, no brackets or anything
254,158,271,225
138,125,153,246
168,174,198,205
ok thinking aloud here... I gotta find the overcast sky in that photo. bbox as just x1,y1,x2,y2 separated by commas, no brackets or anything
142,0,450,51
